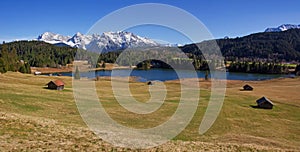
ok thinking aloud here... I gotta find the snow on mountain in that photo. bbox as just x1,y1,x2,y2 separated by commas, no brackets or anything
265,24,300,32
37,32,71,44
37,31,160,52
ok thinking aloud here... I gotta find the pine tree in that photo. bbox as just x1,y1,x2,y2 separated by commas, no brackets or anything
205,70,209,80
102,61,106,68
245,62,250,72
0,58,6,73
9,47,18,71
24,62,31,74
1,44,10,71
19,65,26,73
296,64,300,76
74,66,80,80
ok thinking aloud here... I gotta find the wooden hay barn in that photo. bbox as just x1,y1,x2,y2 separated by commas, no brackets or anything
46,80,65,90
256,96,274,109
243,84,253,91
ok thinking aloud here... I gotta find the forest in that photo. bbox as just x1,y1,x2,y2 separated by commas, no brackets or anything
181,28,300,62
0,41,92,73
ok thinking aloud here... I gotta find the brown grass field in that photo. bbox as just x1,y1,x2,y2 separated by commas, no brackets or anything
0,72,299,151
31,63,132,74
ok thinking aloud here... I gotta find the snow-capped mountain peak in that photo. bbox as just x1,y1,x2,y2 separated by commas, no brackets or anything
265,24,300,32
74,32,83,36
38,32,71,42
37,31,159,52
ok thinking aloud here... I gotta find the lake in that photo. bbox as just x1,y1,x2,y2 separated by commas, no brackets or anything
58,68,294,82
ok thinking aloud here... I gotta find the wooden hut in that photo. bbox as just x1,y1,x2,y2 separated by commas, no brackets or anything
243,84,253,91
47,80,65,90
256,96,274,109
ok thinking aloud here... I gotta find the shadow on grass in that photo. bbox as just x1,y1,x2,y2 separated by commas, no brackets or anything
250,105,272,110
42,86,59,90
240,89,253,91
250,105,259,108
42,86,71,92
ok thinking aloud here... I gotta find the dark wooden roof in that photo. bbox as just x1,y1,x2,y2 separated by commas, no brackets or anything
256,96,274,105
243,84,253,89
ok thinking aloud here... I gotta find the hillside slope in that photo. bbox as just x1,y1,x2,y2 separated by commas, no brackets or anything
181,29,300,62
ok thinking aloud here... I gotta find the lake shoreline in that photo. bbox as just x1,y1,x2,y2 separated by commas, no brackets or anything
60,69,295,82
31,62,296,76
34,71,297,85
32,63,295,82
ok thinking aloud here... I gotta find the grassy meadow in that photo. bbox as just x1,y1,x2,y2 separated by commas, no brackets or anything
0,72,299,151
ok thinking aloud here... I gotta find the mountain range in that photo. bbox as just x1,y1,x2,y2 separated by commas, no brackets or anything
265,24,300,32
37,31,159,52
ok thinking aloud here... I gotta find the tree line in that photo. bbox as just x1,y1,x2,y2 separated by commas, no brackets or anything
227,61,290,74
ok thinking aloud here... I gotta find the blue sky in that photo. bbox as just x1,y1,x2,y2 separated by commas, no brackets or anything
1,0,300,44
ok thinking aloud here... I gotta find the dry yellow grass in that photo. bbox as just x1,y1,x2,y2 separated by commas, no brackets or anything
0,72,299,151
